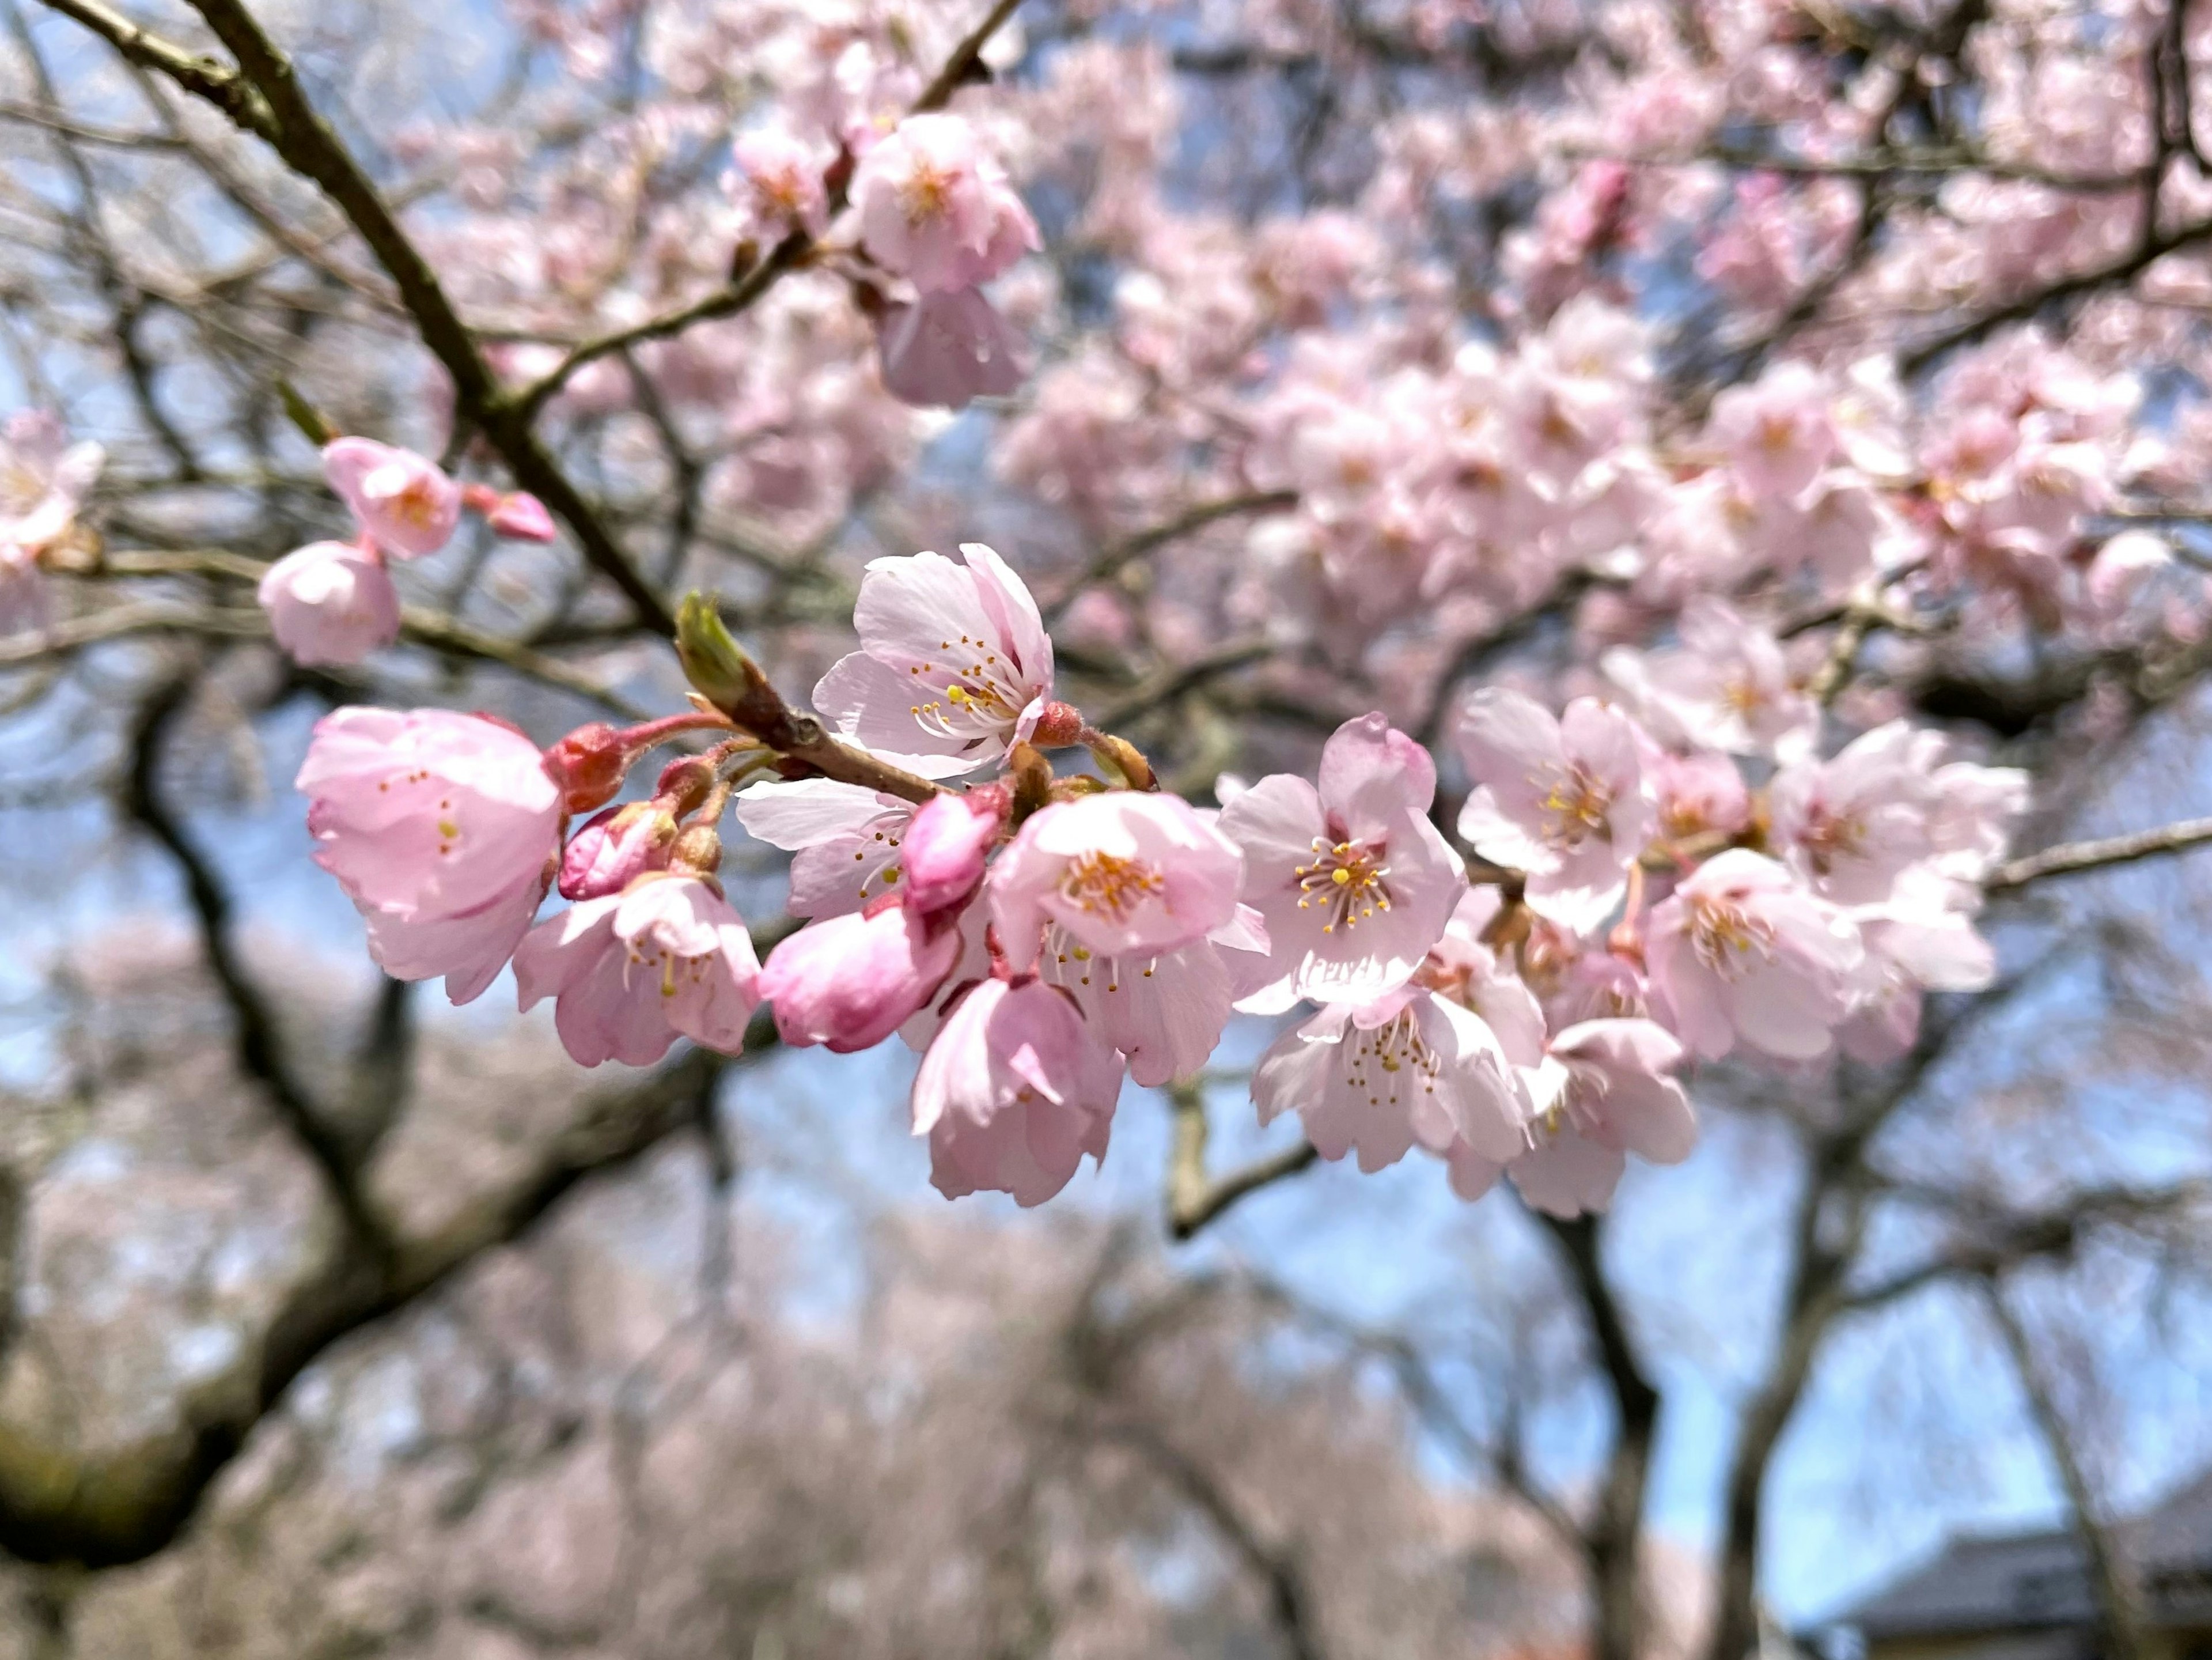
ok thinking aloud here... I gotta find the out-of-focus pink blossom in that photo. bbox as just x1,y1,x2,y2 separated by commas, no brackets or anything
1645,744,1752,842
875,286,1026,409
558,801,678,900
322,438,461,558
1646,849,1861,1060
485,490,556,543
1456,690,1650,932
990,791,1243,971
1710,361,1836,502
729,126,832,237
296,707,564,1003
1219,712,1465,1008
1251,986,1528,1173
851,113,1038,292
0,410,101,562
814,542,1052,776
1767,721,1946,904
759,897,963,1053
1604,597,1817,762
257,539,400,667
911,977,1123,1207
513,874,762,1066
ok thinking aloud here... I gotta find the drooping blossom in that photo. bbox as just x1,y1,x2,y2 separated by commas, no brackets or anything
758,896,963,1053
1219,712,1465,1008
558,801,678,901
911,976,1124,1207
1645,849,1861,1060
875,286,1026,409
322,438,461,558
1446,1019,1695,1218
851,112,1039,292
733,777,915,917
1039,905,1272,1087
990,791,1243,970
813,543,1054,776
513,873,762,1067
257,539,400,666
1251,986,1528,1173
1456,690,1650,931
1839,866,2001,1061
296,707,564,1003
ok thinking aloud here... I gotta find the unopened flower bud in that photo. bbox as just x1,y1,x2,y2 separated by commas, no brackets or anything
1032,701,1084,747
674,592,771,722
655,755,717,814
902,791,1003,918
1085,730,1156,791
486,491,556,543
670,823,724,878
543,723,628,813
559,803,678,900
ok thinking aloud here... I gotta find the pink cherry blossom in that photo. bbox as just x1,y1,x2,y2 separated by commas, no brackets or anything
1038,906,1271,1087
0,410,101,561
1218,712,1467,1008
875,286,1026,409
558,801,677,900
911,977,1123,1207
1603,596,1817,762
1766,721,1945,904
851,113,1038,293
1251,986,1528,1174
989,791,1243,971
758,897,963,1053
297,708,565,1003
899,789,1002,919
257,539,400,667
1710,361,1836,502
513,874,762,1067
813,543,1053,776
322,437,462,559
484,490,556,543
733,777,915,917
1645,849,1861,1061
1509,1019,1696,1217
729,125,832,238
1645,744,1753,842
1456,690,1650,932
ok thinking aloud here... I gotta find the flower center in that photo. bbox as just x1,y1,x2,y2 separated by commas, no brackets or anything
1294,838,1393,935
1339,1009,1442,1111
1685,891,1775,976
1796,807,1863,876
900,162,954,225
1059,850,1166,924
907,634,1027,740
1536,761,1613,848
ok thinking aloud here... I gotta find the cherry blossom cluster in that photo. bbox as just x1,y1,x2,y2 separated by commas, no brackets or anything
256,440,555,667
295,542,2024,1219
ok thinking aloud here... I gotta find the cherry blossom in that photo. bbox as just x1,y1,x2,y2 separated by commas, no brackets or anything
1604,598,1819,763
989,791,1243,971
874,286,1026,409
513,873,762,1067
899,790,1003,919
851,113,1038,293
1710,361,1838,502
1038,906,1272,1088
257,539,400,667
296,708,565,1003
758,897,964,1053
1251,986,1529,1174
813,543,1054,776
911,977,1124,1207
1219,712,1465,1009
321,438,462,559
733,778,915,918
1645,850,1861,1061
0,410,100,562
1456,690,1651,932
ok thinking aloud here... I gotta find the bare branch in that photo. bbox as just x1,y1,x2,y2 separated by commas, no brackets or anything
1165,1082,1319,1240
1985,814,2212,890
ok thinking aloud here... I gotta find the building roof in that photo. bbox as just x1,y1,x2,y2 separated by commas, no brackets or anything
1835,1469,2212,1641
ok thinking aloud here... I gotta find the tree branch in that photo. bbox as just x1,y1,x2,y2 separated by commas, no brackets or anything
1985,814,2212,890
1165,1082,1319,1240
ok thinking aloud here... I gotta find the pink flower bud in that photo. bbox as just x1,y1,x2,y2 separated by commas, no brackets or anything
901,791,1002,918
758,900,964,1053
257,539,399,667
559,803,677,900
321,437,461,559
1032,701,1084,747
655,755,717,813
487,490,556,543
542,722,628,814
